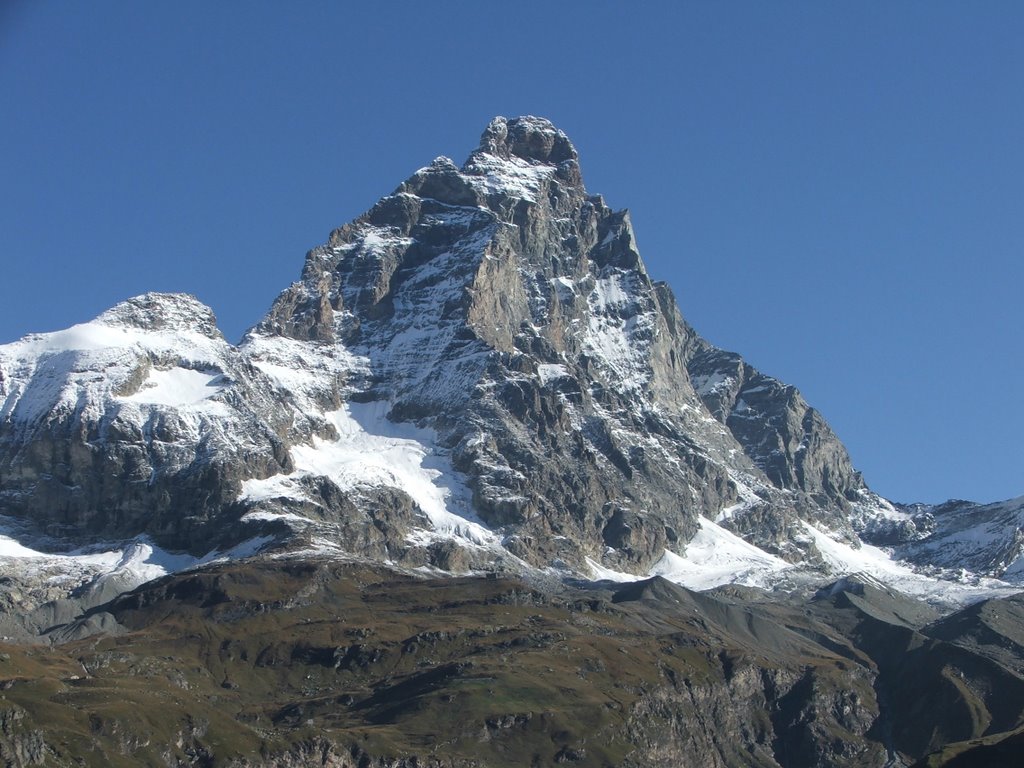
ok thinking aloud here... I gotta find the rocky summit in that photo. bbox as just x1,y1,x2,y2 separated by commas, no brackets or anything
0,117,1022,767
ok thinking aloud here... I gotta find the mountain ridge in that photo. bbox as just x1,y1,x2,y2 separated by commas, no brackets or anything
244,115,882,567
1,115,1023,767
0,116,1019,612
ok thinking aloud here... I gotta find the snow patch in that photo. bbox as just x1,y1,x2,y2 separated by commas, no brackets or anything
240,510,314,526
242,402,498,549
582,270,657,394
121,367,225,406
464,152,556,203
359,228,415,252
4,323,137,356
585,557,635,583
588,516,1018,607
239,475,312,506
0,521,276,597
537,363,570,385
651,518,789,590
691,371,734,397
589,519,787,590
800,522,1019,605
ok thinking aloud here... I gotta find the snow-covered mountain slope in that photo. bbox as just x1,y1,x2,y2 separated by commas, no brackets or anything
0,117,1020,614
587,514,1019,608
0,293,294,552
891,496,1024,577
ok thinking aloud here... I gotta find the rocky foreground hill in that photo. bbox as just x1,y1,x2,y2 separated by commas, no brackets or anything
0,117,1021,766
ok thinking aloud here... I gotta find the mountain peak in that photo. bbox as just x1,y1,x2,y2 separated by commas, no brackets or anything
475,115,578,165
94,292,223,339
389,116,585,213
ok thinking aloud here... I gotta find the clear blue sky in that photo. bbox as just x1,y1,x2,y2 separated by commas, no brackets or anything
2,2,1021,505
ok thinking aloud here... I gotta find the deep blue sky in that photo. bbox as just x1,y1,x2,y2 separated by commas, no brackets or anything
2,2,1021,505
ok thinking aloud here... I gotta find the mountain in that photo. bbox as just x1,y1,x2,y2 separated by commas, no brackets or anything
1,117,1021,604
2,115,1022,601
1,116,1024,765
0,121,856,566
249,114,901,573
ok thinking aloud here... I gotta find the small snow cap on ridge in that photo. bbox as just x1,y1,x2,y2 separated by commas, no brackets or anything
477,116,578,164
95,292,224,339
427,156,459,172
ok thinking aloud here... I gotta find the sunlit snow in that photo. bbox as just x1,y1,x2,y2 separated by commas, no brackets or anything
537,363,570,385
651,518,789,590
0,522,275,595
582,270,656,394
241,401,498,549
120,367,225,406
0,295,236,426
798,521,1019,604
588,517,788,590
463,152,555,202
586,515,1020,606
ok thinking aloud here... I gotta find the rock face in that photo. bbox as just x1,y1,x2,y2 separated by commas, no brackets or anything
890,496,1024,578
0,293,292,552
686,343,865,507
247,115,892,572
0,115,1017,590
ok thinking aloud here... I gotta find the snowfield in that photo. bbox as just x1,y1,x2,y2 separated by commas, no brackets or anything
120,366,226,407
241,401,499,550
585,515,1021,607
0,519,275,601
